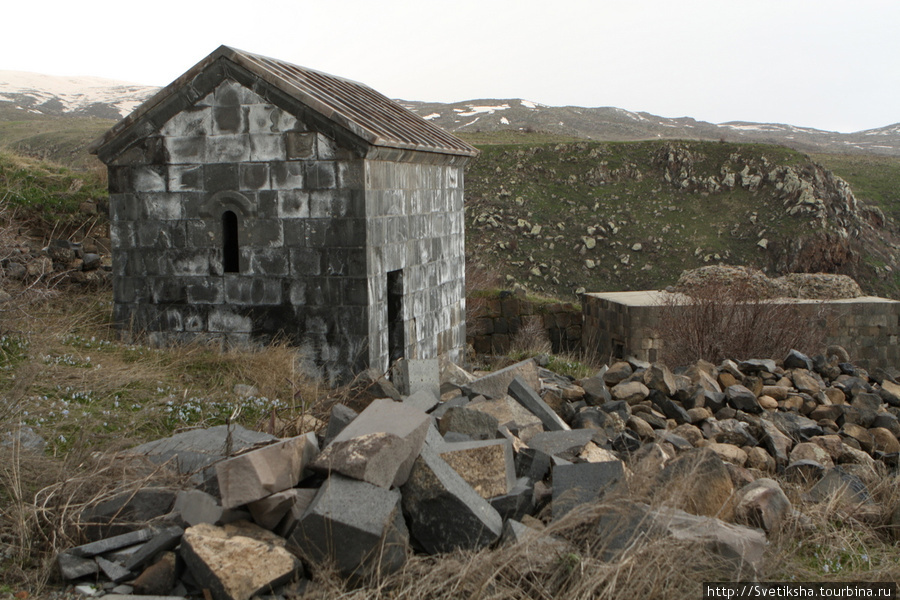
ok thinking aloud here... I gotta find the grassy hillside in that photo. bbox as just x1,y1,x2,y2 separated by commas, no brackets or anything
0,104,113,170
464,138,900,299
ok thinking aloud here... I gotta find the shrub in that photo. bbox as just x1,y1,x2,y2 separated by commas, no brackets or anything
655,279,830,366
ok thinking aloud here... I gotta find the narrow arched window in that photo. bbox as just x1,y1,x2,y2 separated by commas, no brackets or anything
222,210,240,273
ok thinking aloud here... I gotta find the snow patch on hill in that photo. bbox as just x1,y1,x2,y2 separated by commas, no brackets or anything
0,70,157,118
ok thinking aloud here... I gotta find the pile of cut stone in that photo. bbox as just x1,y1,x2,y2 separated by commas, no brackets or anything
57,351,900,599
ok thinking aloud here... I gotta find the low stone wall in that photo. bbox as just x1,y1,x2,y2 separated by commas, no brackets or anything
467,293,582,354
582,291,900,370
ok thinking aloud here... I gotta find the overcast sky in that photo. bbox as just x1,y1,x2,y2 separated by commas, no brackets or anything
5,0,898,133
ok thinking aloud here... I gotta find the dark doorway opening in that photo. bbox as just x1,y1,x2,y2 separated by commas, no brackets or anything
387,269,404,362
222,211,240,273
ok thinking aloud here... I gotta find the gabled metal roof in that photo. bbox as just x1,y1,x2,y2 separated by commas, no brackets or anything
90,45,477,159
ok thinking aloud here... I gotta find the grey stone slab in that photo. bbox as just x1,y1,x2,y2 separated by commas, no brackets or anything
173,489,223,527
70,528,157,558
216,433,319,509
81,488,177,541
400,446,503,554
292,475,407,580
508,375,570,432
130,425,277,474
527,429,595,461
552,461,626,519
429,395,470,420
403,389,440,413
96,556,132,583
58,551,100,580
318,398,430,487
123,526,184,571
461,359,540,400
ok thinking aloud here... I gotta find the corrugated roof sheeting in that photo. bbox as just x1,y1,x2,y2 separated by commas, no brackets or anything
92,45,477,158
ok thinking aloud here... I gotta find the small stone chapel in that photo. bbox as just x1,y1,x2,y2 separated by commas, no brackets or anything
90,46,477,382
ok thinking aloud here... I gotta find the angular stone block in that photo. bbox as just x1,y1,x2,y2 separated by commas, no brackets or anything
80,488,177,541
438,405,499,440
292,476,407,579
527,429,595,461
439,439,515,499
460,358,540,400
181,521,303,600
273,488,318,539
393,358,440,400
490,477,536,521
215,433,318,509
322,403,358,446
173,490,224,527
403,389,440,413
122,526,184,572
467,396,543,441
315,398,430,488
552,460,626,519
58,551,100,580
508,375,570,432
400,446,503,554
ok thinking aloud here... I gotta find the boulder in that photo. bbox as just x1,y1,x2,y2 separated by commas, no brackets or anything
552,460,626,519
181,521,303,600
642,363,678,396
610,380,650,405
322,404,359,446
594,501,765,578
733,478,792,533
292,475,408,580
603,361,633,386
400,446,503,554
725,385,762,414
655,448,734,519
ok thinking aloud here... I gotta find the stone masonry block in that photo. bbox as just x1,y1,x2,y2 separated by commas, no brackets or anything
292,475,408,580
400,446,503,554
392,358,440,400
215,433,318,509
461,358,540,400
439,438,515,499
313,398,430,488
181,521,303,600
508,375,571,432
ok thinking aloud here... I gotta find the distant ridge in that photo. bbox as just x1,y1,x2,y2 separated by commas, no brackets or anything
0,70,898,156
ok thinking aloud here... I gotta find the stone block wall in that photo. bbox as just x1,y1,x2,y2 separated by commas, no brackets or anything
107,73,466,382
466,293,581,355
364,155,467,372
582,291,900,370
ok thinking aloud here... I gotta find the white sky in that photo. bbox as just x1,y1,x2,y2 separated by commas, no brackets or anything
4,0,898,133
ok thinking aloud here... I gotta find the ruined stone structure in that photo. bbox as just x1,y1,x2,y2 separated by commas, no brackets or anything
90,46,477,381
582,291,900,369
